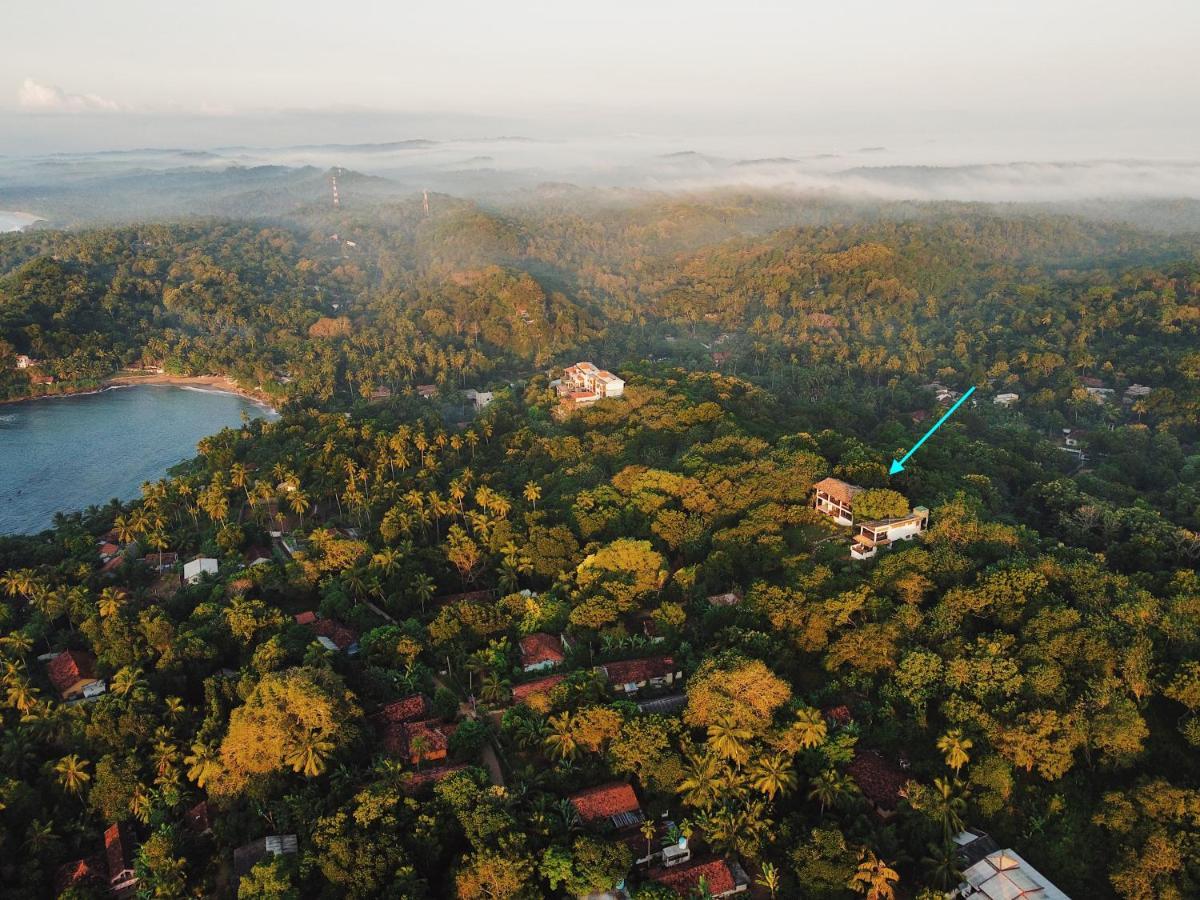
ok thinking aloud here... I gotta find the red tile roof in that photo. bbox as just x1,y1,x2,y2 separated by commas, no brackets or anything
512,673,565,703
104,822,137,883
99,556,125,574
599,656,676,685
46,650,97,696
520,632,565,667
306,618,358,651
846,750,908,810
54,855,106,893
293,611,318,625
98,542,121,558
569,781,640,824
401,763,468,793
378,694,432,724
649,858,737,897
384,719,454,762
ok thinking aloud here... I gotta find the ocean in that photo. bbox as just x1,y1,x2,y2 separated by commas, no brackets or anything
0,385,277,534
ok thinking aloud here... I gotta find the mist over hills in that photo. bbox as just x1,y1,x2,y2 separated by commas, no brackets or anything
3,134,1200,233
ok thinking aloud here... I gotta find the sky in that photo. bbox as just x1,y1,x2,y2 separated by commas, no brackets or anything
2,0,1199,157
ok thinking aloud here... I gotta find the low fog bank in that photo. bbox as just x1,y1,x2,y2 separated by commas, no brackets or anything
3,132,1200,232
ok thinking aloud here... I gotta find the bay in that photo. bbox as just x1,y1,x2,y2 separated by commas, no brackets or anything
0,385,277,534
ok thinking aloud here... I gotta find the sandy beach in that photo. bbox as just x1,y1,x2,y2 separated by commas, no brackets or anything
0,210,45,232
2,372,278,411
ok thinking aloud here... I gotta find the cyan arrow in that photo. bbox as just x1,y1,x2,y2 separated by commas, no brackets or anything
890,385,976,475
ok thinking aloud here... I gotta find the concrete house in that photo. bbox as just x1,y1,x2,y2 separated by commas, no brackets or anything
851,507,930,560
812,477,864,526
183,557,218,584
597,656,682,695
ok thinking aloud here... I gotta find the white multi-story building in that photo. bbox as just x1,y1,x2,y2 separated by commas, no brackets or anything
850,507,930,560
558,362,625,408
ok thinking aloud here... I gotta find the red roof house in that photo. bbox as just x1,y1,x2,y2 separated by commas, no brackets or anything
511,673,566,705
46,650,100,700
379,694,432,724
385,719,455,765
597,656,681,693
305,618,359,654
401,763,469,794
105,822,139,895
520,633,566,671
568,781,643,828
648,857,748,898
54,855,106,894
846,750,909,819
293,611,318,625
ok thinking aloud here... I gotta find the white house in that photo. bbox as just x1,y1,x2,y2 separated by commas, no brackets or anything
993,393,1019,408
15,354,35,369
955,847,1069,900
812,477,864,527
464,389,494,410
851,507,929,560
184,557,219,584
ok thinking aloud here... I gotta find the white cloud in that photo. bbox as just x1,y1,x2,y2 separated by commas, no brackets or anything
18,78,122,113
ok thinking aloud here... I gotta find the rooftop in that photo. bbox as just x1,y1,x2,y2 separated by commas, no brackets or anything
961,848,1070,900
512,673,566,703
569,781,641,825
648,857,740,897
46,649,98,696
377,694,432,724
520,632,565,667
846,750,908,810
813,477,864,507
599,656,676,684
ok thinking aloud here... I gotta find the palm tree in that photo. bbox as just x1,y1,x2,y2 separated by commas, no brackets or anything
163,696,186,722
411,573,436,613
97,587,125,618
937,728,973,774
184,743,222,788
544,713,579,761
53,754,91,795
749,753,797,801
110,666,146,699
371,547,401,578
640,818,657,861
479,672,511,705
755,862,781,899
849,849,900,900
793,707,828,749
289,489,311,528
707,716,753,766
286,732,335,777
678,751,723,810
923,841,963,891
523,481,541,510
808,769,858,818
924,777,968,842
6,679,40,714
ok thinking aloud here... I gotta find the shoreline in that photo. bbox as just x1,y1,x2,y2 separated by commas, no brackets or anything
1,373,280,414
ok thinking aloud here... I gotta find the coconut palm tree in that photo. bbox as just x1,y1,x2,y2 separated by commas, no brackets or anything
480,672,511,705
808,769,858,818
707,716,753,766
523,481,541,510
286,732,335,777
184,743,222,788
97,587,125,618
749,753,797,801
937,728,973,774
110,666,146,699
678,751,723,810
6,679,40,714
793,706,829,749
544,713,579,761
849,849,899,900
53,754,91,795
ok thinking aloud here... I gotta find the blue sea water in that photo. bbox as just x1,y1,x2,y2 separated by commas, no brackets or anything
0,385,277,535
